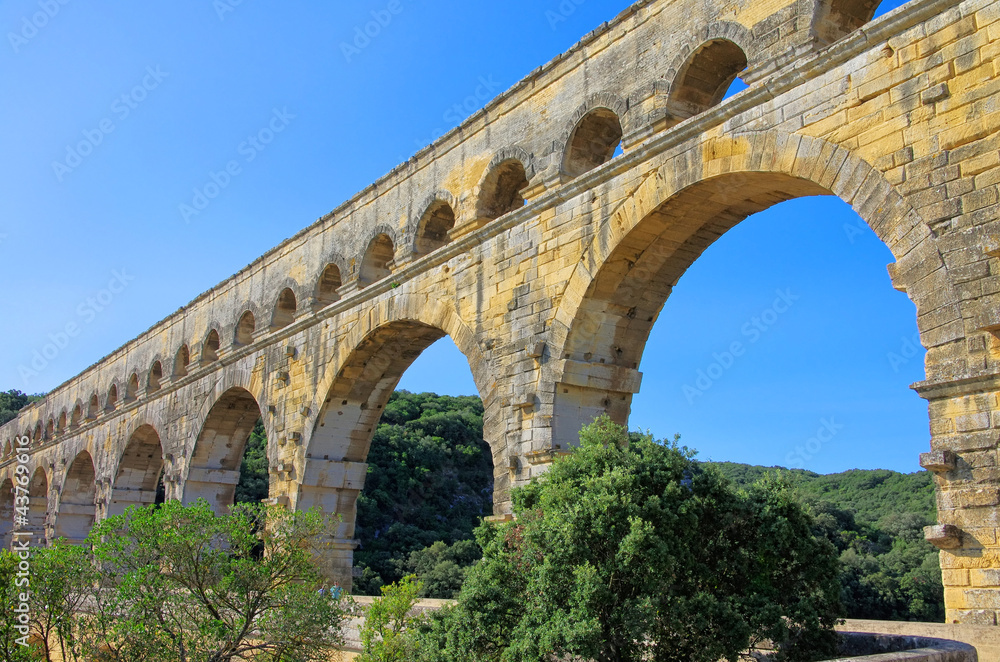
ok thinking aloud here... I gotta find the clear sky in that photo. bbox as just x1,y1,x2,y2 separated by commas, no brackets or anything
1,0,917,474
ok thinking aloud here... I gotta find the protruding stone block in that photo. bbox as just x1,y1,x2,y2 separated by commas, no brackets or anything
920,449,957,472
925,524,963,549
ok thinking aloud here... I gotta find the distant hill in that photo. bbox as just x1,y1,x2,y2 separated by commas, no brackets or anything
706,462,937,525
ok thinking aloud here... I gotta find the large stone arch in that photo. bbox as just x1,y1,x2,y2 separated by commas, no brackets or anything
554,130,955,368
24,467,49,546
53,450,97,544
181,367,270,512
0,477,13,548
109,423,165,517
294,294,496,588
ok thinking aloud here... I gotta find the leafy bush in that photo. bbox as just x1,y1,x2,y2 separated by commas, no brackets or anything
1,501,352,662
409,416,843,662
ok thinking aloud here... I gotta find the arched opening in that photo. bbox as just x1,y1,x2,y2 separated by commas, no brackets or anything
126,374,140,402
556,168,937,617
70,404,82,428
174,345,190,377
0,478,13,548
32,422,42,444
110,425,165,517
315,264,343,307
148,361,163,393
57,411,67,434
54,451,96,544
359,234,395,287
201,330,221,365
235,312,256,346
45,417,54,440
669,39,748,119
271,289,297,330
303,322,492,595
414,201,457,256
563,108,624,178
476,159,529,220
106,384,119,411
87,393,100,420
815,0,884,44
26,468,47,546
183,387,265,513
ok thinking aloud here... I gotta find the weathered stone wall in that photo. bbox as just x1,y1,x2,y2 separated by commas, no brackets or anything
1,0,999,621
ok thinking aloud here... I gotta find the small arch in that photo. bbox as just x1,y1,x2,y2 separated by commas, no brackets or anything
235,312,256,346
668,39,748,119
106,384,119,411
202,330,221,365
815,0,882,44
45,417,54,440
57,410,67,434
174,345,190,377
32,421,42,444
563,108,624,178
70,403,83,427
359,234,396,287
476,158,530,220
126,373,140,402
315,263,343,307
54,451,96,544
414,200,457,256
87,393,100,420
148,361,163,393
271,289,297,330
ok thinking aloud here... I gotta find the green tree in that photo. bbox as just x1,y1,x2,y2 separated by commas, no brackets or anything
354,391,492,595
415,416,843,662
27,544,94,662
75,500,350,662
403,540,480,599
357,576,426,662
0,391,43,427
234,419,269,505
0,551,38,662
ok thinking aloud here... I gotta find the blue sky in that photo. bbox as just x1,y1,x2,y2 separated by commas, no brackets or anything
1,0,918,474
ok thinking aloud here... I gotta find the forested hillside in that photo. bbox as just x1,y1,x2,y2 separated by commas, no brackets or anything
709,462,942,621
0,389,45,426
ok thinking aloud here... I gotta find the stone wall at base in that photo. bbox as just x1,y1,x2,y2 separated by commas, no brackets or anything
840,619,1000,660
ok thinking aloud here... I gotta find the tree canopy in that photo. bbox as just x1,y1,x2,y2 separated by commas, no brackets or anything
408,417,843,662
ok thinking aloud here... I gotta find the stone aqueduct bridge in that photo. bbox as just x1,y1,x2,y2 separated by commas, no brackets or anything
1,0,999,622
